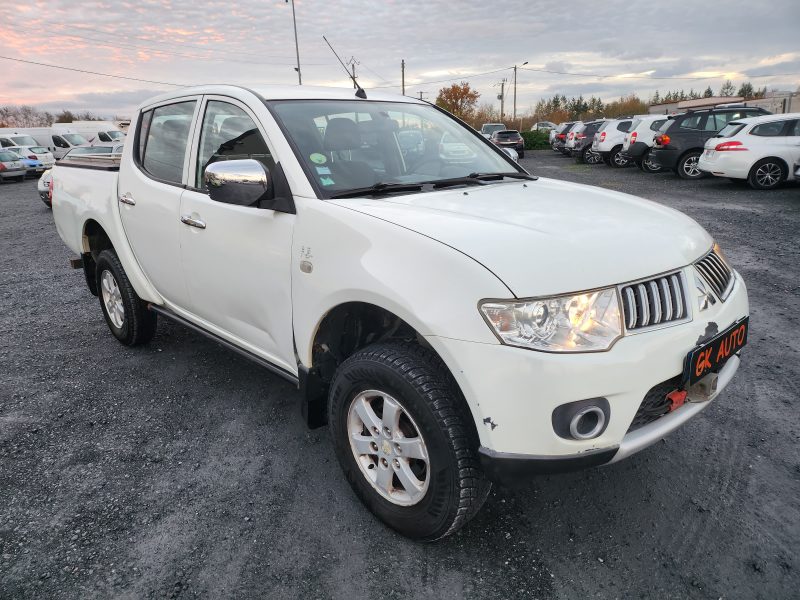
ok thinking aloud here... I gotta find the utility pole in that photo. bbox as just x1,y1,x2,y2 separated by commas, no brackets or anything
418,91,428,101
401,59,405,96
513,61,528,120
287,0,301,84
498,78,506,122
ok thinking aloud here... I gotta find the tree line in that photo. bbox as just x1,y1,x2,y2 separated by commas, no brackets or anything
435,79,772,130
0,106,110,128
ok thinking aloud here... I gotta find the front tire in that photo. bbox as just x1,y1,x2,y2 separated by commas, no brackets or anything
747,158,786,190
328,342,490,541
95,249,157,346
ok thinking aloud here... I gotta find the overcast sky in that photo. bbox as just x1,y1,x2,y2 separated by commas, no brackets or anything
1,0,799,117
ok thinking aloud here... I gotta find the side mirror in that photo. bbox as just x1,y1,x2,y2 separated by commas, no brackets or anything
204,159,271,207
204,159,295,213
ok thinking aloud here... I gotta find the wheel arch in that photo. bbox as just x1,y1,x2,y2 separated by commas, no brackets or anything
299,300,481,437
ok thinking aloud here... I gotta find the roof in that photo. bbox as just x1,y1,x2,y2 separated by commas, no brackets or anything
725,111,800,125
138,84,423,111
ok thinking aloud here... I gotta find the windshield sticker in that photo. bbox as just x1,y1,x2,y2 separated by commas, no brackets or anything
310,153,327,164
315,166,331,175
319,176,335,186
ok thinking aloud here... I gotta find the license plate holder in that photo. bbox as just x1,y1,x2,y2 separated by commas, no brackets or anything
684,317,748,386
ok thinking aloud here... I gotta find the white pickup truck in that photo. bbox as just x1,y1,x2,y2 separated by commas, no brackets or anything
51,85,749,541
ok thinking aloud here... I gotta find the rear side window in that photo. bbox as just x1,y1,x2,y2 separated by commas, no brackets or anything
787,120,800,136
140,101,196,184
751,121,787,137
679,114,703,130
616,120,632,132
717,123,745,137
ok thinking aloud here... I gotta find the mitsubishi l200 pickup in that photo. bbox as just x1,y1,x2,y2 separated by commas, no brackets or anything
50,85,749,541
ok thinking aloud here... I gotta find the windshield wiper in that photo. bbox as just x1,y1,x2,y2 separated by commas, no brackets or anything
328,181,426,199
430,171,536,189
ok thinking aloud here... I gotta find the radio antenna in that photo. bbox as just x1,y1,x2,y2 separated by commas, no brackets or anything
323,35,367,99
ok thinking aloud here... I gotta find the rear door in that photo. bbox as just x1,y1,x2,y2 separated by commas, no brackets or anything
177,96,296,372
118,97,200,307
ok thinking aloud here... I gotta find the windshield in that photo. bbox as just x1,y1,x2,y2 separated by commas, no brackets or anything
62,133,89,145
107,130,125,140
11,135,38,146
29,146,48,153
269,100,517,198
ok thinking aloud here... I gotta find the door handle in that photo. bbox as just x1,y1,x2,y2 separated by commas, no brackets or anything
181,215,206,229
118,193,136,206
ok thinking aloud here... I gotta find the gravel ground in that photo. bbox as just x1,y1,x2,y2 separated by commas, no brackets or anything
1,154,798,599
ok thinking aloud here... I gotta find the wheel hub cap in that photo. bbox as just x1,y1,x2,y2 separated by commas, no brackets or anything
347,390,430,506
684,156,700,177
756,163,781,187
100,270,125,328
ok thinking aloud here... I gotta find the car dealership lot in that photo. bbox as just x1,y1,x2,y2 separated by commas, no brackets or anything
1,156,798,599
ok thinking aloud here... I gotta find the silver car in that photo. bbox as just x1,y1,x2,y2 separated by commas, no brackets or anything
0,150,26,182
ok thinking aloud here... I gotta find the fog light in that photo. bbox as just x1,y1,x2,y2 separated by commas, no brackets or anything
552,398,610,441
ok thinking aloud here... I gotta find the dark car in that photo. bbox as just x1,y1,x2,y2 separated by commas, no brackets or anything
551,121,576,154
490,130,525,158
649,106,770,179
571,119,607,164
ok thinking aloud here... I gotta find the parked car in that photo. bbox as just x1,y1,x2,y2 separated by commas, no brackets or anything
500,147,519,162
51,84,748,541
572,120,606,164
564,121,584,154
0,127,91,160
480,123,506,139
531,121,556,132
650,106,770,179
6,149,43,177
550,121,575,152
697,113,800,190
5,145,55,170
592,118,635,167
54,121,126,144
490,129,525,158
38,169,52,207
0,150,26,182
551,121,576,153
621,116,670,173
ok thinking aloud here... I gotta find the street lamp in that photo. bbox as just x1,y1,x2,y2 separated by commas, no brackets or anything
513,61,528,121
287,0,301,85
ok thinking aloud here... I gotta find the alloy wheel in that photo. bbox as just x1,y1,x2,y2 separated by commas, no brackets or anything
586,149,602,164
347,389,430,506
682,155,701,178
100,270,125,328
755,162,782,188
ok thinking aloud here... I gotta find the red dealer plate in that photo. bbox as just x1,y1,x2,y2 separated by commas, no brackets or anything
684,317,748,386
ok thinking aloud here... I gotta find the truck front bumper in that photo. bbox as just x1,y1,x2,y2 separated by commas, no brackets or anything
427,269,748,482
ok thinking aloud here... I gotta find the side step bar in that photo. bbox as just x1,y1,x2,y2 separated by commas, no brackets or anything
147,304,299,386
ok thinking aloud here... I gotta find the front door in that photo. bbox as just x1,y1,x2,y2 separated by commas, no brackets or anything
178,97,296,373
118,98,199,307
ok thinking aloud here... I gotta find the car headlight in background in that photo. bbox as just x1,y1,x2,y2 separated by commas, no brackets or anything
480,288,622,352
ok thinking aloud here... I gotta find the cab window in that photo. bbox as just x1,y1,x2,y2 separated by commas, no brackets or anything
139,100,196,185
195,100,275,190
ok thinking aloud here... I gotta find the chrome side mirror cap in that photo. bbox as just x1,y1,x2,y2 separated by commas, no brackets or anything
204,159,271,207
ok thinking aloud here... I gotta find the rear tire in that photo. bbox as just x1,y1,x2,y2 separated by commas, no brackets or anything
328,341,490,541
639,150,663,173
677,151,705,180
747,158,786,190
609,146,629,168
95,249,157,346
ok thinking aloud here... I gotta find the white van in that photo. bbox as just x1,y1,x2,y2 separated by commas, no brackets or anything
0,127,91,159
55,121,126,144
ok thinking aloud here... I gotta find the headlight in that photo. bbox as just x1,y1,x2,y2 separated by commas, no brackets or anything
480,288,622,352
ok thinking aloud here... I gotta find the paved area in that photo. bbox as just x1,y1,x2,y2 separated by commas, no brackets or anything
1,154,798,599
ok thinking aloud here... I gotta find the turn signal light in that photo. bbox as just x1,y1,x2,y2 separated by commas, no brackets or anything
714,141,748,152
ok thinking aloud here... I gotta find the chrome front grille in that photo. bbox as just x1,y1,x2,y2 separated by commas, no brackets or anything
694,249,733,300
620,272,687,330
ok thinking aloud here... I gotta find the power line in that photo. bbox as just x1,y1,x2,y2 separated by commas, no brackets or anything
0,55,184,87
518,64,800,81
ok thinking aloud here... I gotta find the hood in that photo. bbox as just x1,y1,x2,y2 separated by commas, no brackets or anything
330,178,712,297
